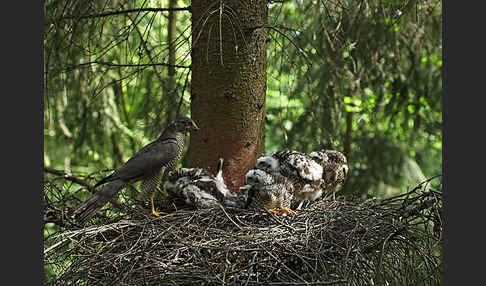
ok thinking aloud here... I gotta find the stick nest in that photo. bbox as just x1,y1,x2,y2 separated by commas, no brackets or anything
44,177,442,285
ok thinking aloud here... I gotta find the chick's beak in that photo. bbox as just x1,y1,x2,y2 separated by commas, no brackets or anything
342,165,349,176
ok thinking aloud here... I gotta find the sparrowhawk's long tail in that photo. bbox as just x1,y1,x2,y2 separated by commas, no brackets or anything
93,174,115,189
72,180,126,224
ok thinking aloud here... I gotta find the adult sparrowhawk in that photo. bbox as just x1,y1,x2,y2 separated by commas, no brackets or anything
72,116,199,224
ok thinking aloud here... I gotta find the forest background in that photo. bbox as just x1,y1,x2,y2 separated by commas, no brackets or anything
43,0,442,281
44,0,441,198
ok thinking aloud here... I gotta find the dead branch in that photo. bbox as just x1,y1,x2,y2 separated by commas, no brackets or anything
63,61,191,73
44,167,95,193
60,7,192,20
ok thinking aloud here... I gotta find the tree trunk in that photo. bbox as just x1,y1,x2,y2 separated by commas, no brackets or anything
187,0,268,193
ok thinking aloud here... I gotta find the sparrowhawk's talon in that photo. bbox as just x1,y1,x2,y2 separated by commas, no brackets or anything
280,207,297,216
268,208,281,215
151,210,168,217
150,191,168,217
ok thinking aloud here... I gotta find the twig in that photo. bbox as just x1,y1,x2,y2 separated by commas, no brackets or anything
218,204,243,230
44,167,95,192
44,220,137,255
60,7,192,20
248,24,313,68
63,61,191,73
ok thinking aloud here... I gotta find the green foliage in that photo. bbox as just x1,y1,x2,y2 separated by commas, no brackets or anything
44,0,442,199
43,1,442,283
264,0,442,197
44,0,193,172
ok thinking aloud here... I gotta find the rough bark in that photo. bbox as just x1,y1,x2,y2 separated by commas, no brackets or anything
187,0,268,193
